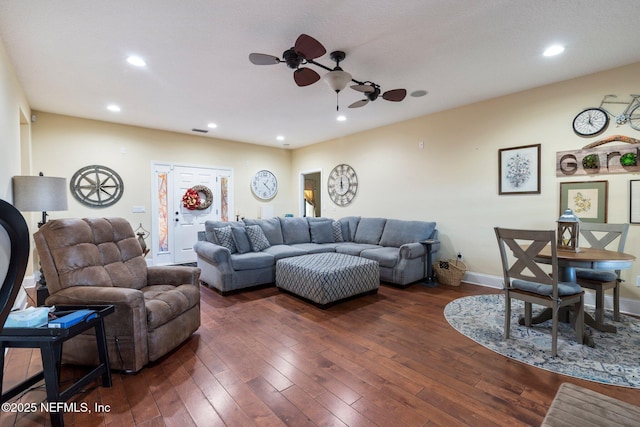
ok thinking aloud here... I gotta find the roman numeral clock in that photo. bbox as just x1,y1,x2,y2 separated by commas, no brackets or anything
328,164,358,206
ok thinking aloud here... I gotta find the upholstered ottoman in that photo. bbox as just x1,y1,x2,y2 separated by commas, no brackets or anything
276,253,380,308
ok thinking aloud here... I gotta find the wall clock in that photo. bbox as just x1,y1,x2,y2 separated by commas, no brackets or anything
328,164,358,206
251,169,278,200
572,108,609,136
70,165,124,208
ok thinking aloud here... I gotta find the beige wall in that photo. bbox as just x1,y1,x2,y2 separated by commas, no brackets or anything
1,39,34,282
31,113,295,232
292,61,640,304
0,40,31,200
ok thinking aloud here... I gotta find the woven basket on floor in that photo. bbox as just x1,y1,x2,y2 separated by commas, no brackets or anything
433,259,467,286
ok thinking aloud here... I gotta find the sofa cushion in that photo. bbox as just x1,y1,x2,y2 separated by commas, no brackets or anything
335,242,382,256
204,220,244,244
354,218,387,245
310,220,334,244
261,245,307,260
243,218,283,245
360,247,400,268
214,226,237,253
339,216,360,241
291,243,336,254
332,220,345,242
229,251,274,270
231,227,252,254
142,284,200,329
379,219,437,248
279,217,311,244
246,225,271,251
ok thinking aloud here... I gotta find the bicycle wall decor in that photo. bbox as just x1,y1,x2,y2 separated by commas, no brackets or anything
572,94,640,136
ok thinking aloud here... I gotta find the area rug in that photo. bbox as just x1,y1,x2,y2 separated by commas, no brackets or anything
444,294,640,388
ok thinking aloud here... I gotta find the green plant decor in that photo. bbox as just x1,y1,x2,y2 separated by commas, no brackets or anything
582,154,600,169
620,152,637,166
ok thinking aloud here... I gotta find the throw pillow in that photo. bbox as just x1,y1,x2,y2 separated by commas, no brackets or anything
230,227,252,254
246,225,271,252
332,220,344,242
214,226,237,253
310,221,334,244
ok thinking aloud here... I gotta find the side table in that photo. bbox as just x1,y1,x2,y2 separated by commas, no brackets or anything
419,239,440,284
0,305,114,427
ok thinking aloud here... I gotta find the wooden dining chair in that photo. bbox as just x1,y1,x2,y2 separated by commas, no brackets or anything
494,227,584,356
575,222,629,324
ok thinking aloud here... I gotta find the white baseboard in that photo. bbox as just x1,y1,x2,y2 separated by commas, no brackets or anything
463,271,640,318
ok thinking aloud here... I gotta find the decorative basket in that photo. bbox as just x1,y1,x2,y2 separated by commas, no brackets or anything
433,259,467,287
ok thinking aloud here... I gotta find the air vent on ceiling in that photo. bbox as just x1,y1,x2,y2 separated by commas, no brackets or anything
191,128,208,133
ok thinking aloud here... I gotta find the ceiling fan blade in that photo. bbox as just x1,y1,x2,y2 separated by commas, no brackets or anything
349,99,369,108
294,34,326,59
293,67,320,86
382,89,407,102
351,84,375,93
249,53,281,65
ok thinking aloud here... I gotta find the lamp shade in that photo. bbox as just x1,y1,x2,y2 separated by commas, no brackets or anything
323,69,352,93
12,175,68,212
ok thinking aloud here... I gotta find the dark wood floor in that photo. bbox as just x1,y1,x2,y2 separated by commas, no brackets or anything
2,282,639,427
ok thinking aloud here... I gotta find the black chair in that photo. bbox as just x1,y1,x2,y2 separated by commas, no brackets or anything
0,199,30,331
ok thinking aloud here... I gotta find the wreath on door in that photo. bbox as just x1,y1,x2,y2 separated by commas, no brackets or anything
182,185,213,210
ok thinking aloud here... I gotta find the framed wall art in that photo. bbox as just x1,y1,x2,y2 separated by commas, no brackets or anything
498,144,541,195
559,180,608,223
630,180,640,224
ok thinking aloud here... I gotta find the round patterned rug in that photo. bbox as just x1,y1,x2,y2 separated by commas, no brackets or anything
444,294,640,388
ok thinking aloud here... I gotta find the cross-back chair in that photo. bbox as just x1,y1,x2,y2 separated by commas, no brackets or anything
494,227,584,356
575,222,629,327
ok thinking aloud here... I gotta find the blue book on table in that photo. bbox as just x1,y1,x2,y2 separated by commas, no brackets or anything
48,309,97,328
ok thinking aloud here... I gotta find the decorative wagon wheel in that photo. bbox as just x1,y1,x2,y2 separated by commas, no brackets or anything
70,165,124,208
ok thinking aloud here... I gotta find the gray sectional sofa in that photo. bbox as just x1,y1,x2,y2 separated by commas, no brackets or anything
193,216,439,294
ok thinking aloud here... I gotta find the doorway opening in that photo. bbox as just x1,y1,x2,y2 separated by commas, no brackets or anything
299,170,322,217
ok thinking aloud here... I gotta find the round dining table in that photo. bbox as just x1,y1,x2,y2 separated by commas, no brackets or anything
529,246,636,339
535,246,635,283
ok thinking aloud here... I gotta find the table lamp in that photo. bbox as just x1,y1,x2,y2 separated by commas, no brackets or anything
12,172,68,304
557,208,580,252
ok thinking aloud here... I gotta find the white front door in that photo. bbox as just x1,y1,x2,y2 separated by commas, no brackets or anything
173,166,219,264
152,163,233,266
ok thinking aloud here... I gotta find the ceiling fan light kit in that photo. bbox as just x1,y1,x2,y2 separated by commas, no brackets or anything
250,34,407,111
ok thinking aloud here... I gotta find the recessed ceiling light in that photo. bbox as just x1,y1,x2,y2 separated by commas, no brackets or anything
107,104,121,112
276,135,285,141
411,90,428,97
126,55,146,67
543,45,565,57
207,122,217,129
337,115,346,122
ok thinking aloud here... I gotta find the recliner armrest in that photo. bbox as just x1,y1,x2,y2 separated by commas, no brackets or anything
46,285,145,308
147,266,200,286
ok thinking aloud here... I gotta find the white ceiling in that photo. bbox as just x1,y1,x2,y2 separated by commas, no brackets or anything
1,0,639,149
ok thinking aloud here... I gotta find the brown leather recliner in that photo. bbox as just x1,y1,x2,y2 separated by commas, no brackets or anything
34,217,201,373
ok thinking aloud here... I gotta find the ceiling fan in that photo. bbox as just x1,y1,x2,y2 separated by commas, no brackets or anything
249,34,407,110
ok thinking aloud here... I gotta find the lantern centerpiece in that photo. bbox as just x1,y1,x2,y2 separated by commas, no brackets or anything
557,208,581,252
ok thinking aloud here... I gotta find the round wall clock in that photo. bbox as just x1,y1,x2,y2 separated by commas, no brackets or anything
572,108,609,136
328,164,358,206
251,170,278,200
70,165,124,208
